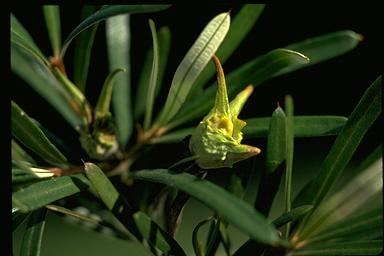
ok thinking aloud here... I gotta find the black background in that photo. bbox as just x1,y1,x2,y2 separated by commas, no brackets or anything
11,4,382,165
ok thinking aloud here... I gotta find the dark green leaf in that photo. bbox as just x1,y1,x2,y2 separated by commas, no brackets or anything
12,140,36,164
305,76,382,208
309,207,382,243
106,14,132,147
166,49,309,129
245,116,347,138
265,107,287,174
132,169,281,245
190,4,266,96
10,14,48,64
271,205,313,228
13,211,30,232
284,95,294,236
192,217,214,256
95,68,126,115
11,101,68,165
42,5,61,57
290,240,382,256
150,127,193,144
276,30,362,76
84,163,186,256
73,5,100,92
156,12,231,125
61,5,171,57
12,174,90,212
20,208,47,256
144,19,160,130
11,44,82,129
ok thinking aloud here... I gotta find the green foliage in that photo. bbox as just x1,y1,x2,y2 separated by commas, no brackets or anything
11,5,381,256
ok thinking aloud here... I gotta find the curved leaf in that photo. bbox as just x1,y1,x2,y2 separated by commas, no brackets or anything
271,205,313,229
144,19,160,130
11,101,68,165
190,4,265,96
167,49,309,129
132,169,281,246
106,14,132,147
20,208,47,256
134,26,172,119
61,5,171,57
276,30,362,76
12,173,90,212
156,12,231,125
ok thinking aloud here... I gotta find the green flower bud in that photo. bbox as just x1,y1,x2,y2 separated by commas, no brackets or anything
189,55,261,169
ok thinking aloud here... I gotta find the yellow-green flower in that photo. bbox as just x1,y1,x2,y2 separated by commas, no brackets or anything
189,55,261,169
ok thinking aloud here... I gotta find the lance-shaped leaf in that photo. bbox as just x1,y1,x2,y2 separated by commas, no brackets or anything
52,68,92,126
271,205,313,229
245,115,347,138
289,240,382,256
192,217,215,256
156,12,231,126
20,208,47,256
304,76,382,208
83,163,186,256
276,30,363,76
11,101,68,166
79,69,124,160
12,139,36,164
143,19,160,130
152,116,347,144
308,207,382,243
132,169,281,246
166,49,309,129
295,158,382,240
61,5,171,57
189,56,260,169
13,211,30,232
265,107,287,174
73,5,100,92
12,173,90,212
10,14,48,65
134,26,171,119
190,4,265,96
106,14,132,147
43,5,62,57
11,44,82,128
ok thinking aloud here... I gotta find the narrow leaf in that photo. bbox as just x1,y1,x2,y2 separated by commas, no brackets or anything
20,208,47,256
12,174,90,212
167,49,309,129
132,169,281,245
61,5,171,57
190,4,265,96
143,19,160,130
12,139,36,164
73,5,100,92
265,107,287,174
95,68,126,114
10,14,48,64
305,76,382,208
308,207,382,243
276,30,362,76
83,163,186,256
271,205,313,229
11,101,68,165
42,5,61,57
156,12,231,125
106,14,132,147
290,240,382,256
135,26,171,119
13,211,30,232
192,217,214,256
150,127,193,144
284,95,294,237
11,44,82,129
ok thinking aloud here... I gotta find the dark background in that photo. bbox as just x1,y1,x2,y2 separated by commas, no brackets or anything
11,4,382,165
